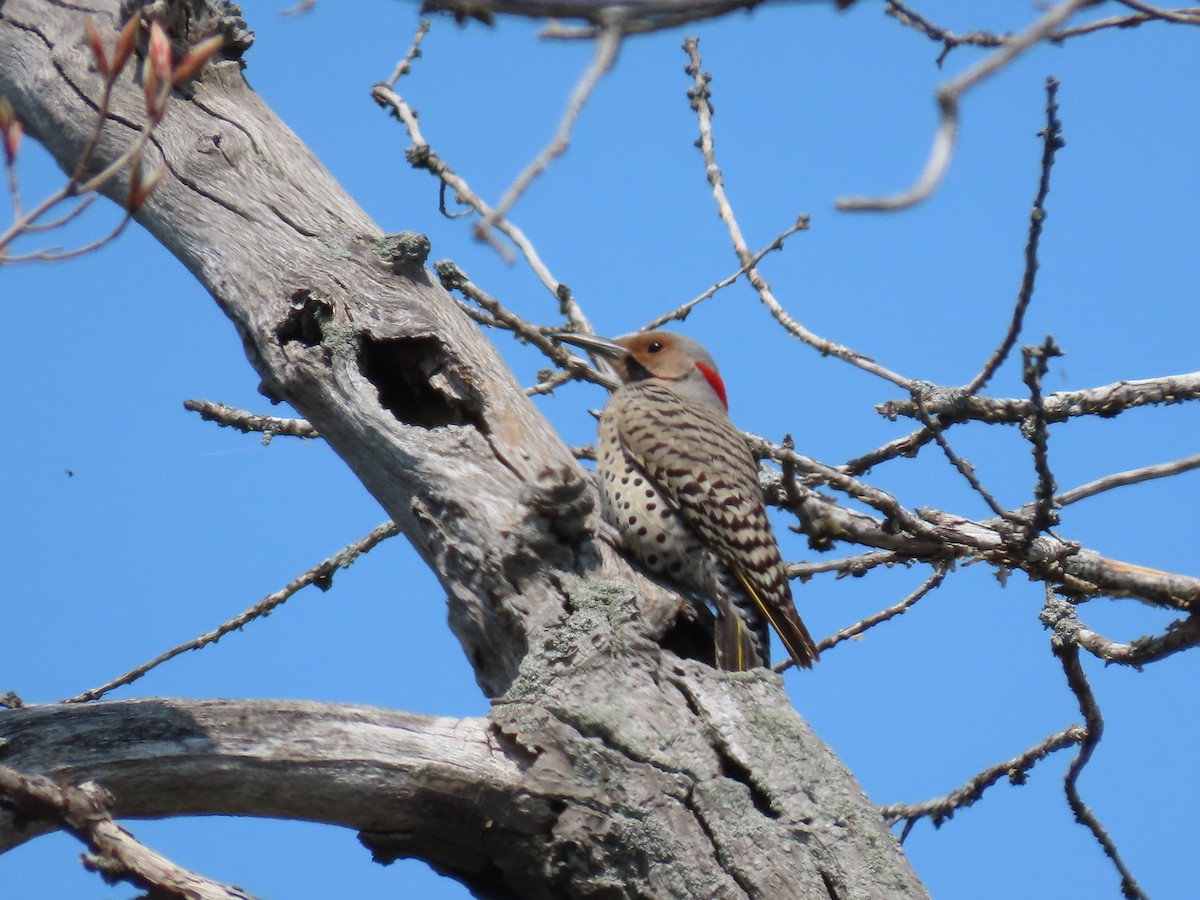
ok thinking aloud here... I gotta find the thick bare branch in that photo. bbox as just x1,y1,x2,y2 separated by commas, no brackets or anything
758,454,1200,613
0,700,516,856
879,371,1200,424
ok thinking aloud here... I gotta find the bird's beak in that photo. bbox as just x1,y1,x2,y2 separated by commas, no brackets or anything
552,331,627,360
553,331,628,386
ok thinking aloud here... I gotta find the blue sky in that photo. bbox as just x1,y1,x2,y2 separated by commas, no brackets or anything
3,1,1198,897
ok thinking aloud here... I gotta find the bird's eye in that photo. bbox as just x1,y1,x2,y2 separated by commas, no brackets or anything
647,341,663,353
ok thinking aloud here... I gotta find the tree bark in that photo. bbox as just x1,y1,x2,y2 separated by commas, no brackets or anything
0,1,926,896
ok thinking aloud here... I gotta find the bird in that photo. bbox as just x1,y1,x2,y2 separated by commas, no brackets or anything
555,330,818,672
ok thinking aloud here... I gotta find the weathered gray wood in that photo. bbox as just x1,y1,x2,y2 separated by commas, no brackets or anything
0,2,927,896
0,701,521,848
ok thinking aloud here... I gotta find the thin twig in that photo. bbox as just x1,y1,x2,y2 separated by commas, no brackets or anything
17,194,97,232
1,15,203,261
1052,614,1149,900
750,433,937,541
839,0,1095,211
476,26,621,245
422,0,759,36
841,425,937,477
434,260,617,395
183,399,319,440
1055,7,1200,39
528,366,585,396
786,549,905,581
1019,337,1063,544
842,81,1065,476
1057,452,1200,507
884,0,1005,63
280,0,318,16
641,216,809,331
371,81,592,331
886,0,1200,60
880,725,1086,830
780,566,946,671
909,390,1013,520
966,78,1063,394
64,521,400,703
1113,0,1200,25
382,19,431,88
3,212,134,262
5,153,23,217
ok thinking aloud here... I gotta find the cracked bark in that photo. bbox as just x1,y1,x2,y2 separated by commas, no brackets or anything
0,1,926,896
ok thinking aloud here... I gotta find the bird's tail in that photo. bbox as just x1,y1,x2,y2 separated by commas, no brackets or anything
733,568,819,670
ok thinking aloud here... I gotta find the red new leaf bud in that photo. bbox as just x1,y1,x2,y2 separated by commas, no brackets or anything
0,96,21,165
128,160,166,212
111,11,141,79
84,19,110,79
172,34,224,86
148,21,172,83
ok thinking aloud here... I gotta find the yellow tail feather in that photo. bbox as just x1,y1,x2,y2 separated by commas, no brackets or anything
733,568,817,669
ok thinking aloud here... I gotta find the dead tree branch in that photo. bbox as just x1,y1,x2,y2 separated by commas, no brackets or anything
0,763,257,900
0,3,926,897
183,399,319,440
838,0,1095,212
880,725,1086,833
1052,622,1149,900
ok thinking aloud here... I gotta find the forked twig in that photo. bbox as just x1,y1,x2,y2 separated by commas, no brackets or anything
839,0,1094,211
683,37,912,389
372,20,592,332
0,766,257,899
844,78,1065,478
1041,596,1200,667
642,216,809,331
880,725,1086,835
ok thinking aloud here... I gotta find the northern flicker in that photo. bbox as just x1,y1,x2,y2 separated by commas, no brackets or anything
556,330,818,671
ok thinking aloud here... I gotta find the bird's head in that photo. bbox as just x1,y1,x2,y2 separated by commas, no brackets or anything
555,330,729,411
